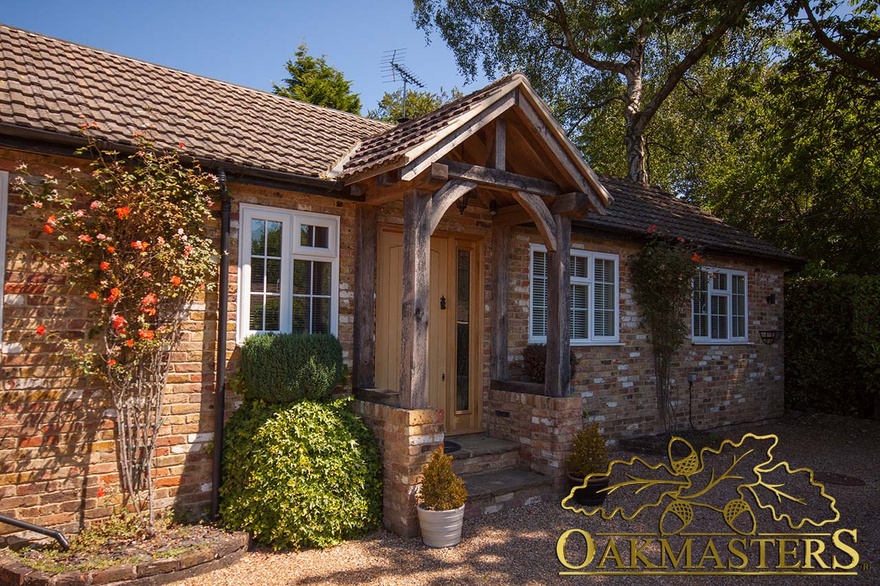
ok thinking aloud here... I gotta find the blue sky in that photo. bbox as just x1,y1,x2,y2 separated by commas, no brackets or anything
1,0,491,116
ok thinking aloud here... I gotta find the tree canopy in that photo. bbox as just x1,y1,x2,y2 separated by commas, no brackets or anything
367,87,461,123
413,0,776,183
273,43,361,114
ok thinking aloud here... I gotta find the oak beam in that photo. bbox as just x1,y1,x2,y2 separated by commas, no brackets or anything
399,189,431,409
512,191,557,252
494,118,506,171
492,205,532,227
491,223,510,380
550,192,590,217
426,180,477,235
544,214,572,397
444,160,562,197
353,205,377,389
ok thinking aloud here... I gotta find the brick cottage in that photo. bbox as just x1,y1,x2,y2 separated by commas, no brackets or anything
0,25,799,539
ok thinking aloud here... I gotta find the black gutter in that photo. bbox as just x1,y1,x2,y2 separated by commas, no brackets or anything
211,169,231,521
0,514,70,550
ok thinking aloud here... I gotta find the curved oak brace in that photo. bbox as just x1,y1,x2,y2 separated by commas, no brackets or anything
426,180,478,235
512,191,557,251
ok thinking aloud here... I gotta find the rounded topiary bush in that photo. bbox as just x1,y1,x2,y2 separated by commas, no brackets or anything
220,399,382,550
236,333,343,403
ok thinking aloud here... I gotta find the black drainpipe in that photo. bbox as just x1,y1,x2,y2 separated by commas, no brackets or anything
211,169,231,520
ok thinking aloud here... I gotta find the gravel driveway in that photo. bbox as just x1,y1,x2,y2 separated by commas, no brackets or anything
177,413,879,585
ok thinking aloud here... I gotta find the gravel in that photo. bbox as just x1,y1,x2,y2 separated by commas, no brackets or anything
175,413,879,585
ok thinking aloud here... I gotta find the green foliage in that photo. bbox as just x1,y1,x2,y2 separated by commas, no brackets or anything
419,447,467,511
786,276,880,417
630,236,702,427
220,399,382,550
521,343,578,384
567,424,609,479
367,87,462,122
71,511,149,553
235,333,343,404
14,129,217,527
273,43,361,114
414,0,775,181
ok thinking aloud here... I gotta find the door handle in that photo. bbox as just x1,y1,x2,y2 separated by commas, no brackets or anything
440,295,447,310
441,373,445,381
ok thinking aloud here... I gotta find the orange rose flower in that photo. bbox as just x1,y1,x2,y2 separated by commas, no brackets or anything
89,291,99,300
138,329,155,339
125,339,135,347
170,275,182,286
100,261,110,271
36,325,46,336
115,207,131,220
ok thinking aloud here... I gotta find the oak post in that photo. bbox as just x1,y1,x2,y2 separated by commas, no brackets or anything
353,204,377,389
491,222,510,380
400,189,431,408
545,214,572,397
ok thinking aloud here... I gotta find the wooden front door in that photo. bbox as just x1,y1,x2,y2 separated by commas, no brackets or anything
375,229,481,434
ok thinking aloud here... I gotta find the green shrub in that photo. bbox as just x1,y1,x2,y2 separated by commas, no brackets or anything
235,333,343,404
220,399,382,550
567,424,609,479
419,447,467,511
522,343,578,383
786,275,880,417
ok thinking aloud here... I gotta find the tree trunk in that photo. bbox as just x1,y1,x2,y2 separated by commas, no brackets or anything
623,59,649,184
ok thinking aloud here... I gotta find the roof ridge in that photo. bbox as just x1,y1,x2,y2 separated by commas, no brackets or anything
0,23,392,129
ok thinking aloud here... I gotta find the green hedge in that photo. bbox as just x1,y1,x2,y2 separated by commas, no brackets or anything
219,399,382,550
785,276,880,417
235,333,343,404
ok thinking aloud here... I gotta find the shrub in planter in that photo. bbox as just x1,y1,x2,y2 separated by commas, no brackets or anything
567,424,610,507
522,343,578,383
235,333,343,404
418,447,468,548
220,399,382,550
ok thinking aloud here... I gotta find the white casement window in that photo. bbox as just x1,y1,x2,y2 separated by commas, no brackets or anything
530,244,619,345
0,172,7,340
237,204,339,342
692,268,748,343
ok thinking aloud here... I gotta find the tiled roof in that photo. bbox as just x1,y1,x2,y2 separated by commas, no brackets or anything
0,24,389,179
0,25,796,263
338,74,520,179
581,176,801,263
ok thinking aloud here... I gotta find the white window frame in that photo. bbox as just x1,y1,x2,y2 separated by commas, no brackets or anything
529,244,620,346
692,267,749,344
0,172,7,342
237,204,339,343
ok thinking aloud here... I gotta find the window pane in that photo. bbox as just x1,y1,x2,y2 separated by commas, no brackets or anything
251,257,265,292
266,221,282,256
312,261,331,296
571,255,589,279
732,275,746,338
301,224,329,248
251,220,265,256
713,272,728,291
571,282,589,339
596,283,616,337
311,297,331,334
532,251,548,337
265,259,281,294
456,250,471,411
293,259,311,295
711,294,728,339
249,295,264,330
693,271,709,337
264,297,281,331
292,297,308,334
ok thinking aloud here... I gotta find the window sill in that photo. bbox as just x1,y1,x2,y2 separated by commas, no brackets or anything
529,340,624,347
691,340,755,346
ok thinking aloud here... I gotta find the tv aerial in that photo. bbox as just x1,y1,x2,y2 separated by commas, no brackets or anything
381,49,425,120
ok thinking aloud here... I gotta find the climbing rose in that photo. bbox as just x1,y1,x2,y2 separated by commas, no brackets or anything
100,261,110,271
78,234,92,243
89,291,99,300
36,325,46,336
43,224,54,234
131,241,149,251
110,314,127,331
106,288,120,303
108,359,117,366
692,253,704,263
115,206,131,220
125,339,134,347
170,275,182,286
107,246,115,254
646,224,657,233
138,329,155,339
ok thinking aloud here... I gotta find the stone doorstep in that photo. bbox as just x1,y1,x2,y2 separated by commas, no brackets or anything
461,468,554,519
449,434,521,476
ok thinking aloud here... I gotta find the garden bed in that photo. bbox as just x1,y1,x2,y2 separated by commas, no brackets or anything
0,523,248,586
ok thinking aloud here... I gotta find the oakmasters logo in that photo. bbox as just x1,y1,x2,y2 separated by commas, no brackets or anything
556,434,860,577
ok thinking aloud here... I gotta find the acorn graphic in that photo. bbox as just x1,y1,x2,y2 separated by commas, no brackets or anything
659,499,694,535
668,438,699,477
723,498,757,535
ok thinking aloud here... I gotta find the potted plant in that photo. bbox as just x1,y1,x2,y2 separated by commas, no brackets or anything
417,446,468,548
567,424,610,506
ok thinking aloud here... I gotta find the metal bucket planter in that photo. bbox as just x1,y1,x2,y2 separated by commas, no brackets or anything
417,504,465,548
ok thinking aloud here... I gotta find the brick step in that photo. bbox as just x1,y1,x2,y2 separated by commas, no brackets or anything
448,434,521,476
461,468,555,519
